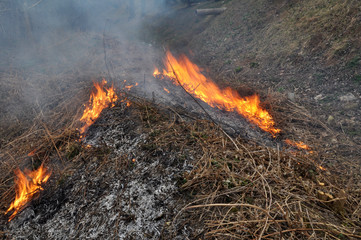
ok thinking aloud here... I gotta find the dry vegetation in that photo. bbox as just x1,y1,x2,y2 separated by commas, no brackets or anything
143,0,361,145
0,77,361,238
143,103,361,239
1,0,361,239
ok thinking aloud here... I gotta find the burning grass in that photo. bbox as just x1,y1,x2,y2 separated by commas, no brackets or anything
154,51,281,136
0,70,360,238
0,93,360,238
5,163,51,222
79,78,118,134
0,74,90,224
0,73,139,223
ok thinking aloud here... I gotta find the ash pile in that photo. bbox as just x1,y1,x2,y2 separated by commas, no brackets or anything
3,102,201,239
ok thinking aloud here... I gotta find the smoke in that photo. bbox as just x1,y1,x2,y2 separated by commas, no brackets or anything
0,0,168,67
0,0,180,141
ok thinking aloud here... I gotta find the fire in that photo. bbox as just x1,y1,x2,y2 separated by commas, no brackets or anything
318,165,326,171
285,139,312,151
124,80,138,91
163,87,170,93
5,163,51,221
79,79,118,134
285,139,326,170
153,51,281,136
153,68,161,76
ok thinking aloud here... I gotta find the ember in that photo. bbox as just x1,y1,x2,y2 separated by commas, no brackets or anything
79,79,118,134
5,163,51,222
285,139,312,151
163,87,170,93
154,51,281,136
318,165,327,171
124,80,138,91
285,139,327,170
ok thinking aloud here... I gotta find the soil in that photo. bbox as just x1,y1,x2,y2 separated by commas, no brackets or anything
142,0,361,162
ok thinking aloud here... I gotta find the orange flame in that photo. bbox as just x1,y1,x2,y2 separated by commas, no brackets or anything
285,139,312,151
318,166,326,171
79,79,118,134
285,139,326,170
5,163,51,221
163,87,170,93
123,80,138,91
125,83,138,91
125,85,133,91
153,51,280,136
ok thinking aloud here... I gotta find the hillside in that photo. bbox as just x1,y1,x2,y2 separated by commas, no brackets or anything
144,0,361,147
1,0,360,239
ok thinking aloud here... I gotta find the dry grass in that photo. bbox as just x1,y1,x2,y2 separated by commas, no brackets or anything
0,31,360,238
141,101,361,239
0,90,360,239
0,102,81,216
167,123,360,239
0,68,93,225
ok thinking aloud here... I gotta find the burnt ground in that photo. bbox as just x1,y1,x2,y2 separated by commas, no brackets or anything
1,0,361,239
2,103,201,239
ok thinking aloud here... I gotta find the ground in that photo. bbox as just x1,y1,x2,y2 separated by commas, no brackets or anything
0,0,361,239
143,0,361,149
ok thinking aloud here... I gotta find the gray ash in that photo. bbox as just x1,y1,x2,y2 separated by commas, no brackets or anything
4,103,199,239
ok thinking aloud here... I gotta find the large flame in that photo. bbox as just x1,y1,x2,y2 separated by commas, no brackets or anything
153,51,281,136
5,163,51,221
79,79,118,134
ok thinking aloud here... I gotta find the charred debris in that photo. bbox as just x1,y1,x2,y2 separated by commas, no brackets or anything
0,0,361,239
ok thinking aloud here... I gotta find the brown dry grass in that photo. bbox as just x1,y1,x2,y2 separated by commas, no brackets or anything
129,98,361,239
0,89,360,239
0,99,81,214
169,124,360,239
0,68,92,227
0,30,360,238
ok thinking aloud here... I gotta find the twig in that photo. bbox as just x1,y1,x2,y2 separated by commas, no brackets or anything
185,203,276,220
168,107,185,122
306,208,316,237
287,101,333,133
